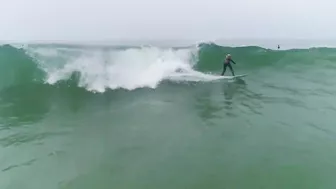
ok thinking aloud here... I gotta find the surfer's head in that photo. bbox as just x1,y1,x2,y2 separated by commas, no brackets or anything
226,54,231,59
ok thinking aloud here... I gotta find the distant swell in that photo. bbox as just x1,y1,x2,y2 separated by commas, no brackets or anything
0,43,336,93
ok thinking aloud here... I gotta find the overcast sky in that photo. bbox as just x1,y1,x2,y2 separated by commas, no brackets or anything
1,0,335,42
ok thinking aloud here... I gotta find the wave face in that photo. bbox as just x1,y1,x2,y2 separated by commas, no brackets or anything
1,43,336,92
0,45,45,90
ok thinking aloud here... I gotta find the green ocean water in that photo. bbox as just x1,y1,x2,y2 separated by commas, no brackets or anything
1,42,336,189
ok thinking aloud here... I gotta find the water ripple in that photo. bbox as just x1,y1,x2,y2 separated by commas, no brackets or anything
2,158,37,172
0,131,70,147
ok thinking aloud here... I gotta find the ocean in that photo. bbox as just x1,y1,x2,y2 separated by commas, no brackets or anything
0,41,336,189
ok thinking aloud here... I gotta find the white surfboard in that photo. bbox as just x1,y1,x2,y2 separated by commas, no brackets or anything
231,74,247,79
219,74,247,80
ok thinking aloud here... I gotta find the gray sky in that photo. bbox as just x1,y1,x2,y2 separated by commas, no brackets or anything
1,0,335,42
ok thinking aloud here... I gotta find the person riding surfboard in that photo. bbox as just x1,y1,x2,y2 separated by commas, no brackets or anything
221,54,236,76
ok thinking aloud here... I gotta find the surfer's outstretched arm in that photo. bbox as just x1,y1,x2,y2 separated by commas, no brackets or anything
230,59,236,64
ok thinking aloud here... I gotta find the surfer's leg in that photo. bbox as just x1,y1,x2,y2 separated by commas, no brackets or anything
228,64,235,76
221,64,227,76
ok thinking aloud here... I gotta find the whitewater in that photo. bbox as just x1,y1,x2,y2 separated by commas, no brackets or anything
23,44,230,92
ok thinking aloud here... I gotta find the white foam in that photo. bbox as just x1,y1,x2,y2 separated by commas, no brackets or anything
26,45,227,92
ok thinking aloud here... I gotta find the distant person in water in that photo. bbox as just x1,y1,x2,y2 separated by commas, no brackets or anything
221,54,236,76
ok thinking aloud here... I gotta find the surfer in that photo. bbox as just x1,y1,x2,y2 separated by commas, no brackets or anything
221,54,236,76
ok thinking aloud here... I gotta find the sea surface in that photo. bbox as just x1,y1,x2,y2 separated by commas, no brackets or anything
0,41,336,189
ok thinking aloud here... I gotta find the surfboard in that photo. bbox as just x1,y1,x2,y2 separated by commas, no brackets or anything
232,74,247,79
221,74,247,80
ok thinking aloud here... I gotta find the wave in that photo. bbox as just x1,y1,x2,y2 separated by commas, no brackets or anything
0,42,336,93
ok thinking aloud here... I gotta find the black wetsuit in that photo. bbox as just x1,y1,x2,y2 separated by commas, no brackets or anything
221,58,236,76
